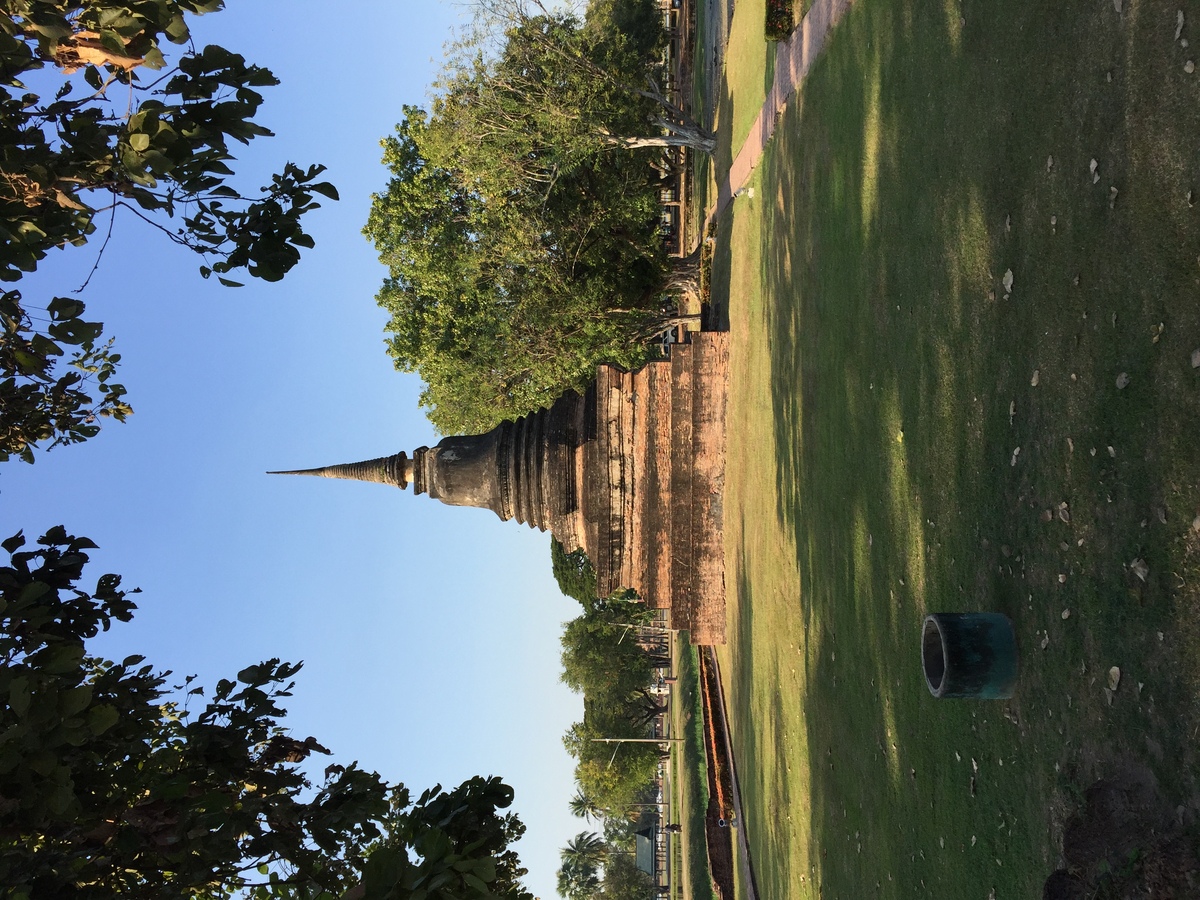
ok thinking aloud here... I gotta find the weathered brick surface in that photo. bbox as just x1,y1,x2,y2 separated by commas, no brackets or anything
584,334,728,645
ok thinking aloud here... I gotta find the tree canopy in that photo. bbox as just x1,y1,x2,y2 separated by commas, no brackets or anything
0,526,532,899
551,538,599,608
0,0,337,459
364,0,704,434
0,290,129,462
558,597,666,816
0,0,338,286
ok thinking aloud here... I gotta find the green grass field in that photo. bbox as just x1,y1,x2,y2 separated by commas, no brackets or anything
712,0,1200,897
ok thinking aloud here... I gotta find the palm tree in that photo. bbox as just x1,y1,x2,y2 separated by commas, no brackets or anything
556,854,600,900
562,830,608,869
568,788,605,823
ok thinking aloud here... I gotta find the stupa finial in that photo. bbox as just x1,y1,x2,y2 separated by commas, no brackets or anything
269,451,412,490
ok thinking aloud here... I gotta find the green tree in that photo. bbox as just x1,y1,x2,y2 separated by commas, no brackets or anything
0,1,337,459
562,713,659,815
560,613,653,707
556,831,606,900
465,0,714,154
364,0,704,434
568,787,605,823
551,540,598,608
0,526,531,899
556,853,600,900
0,290,129,463
0,1,338,285
595,851,654,900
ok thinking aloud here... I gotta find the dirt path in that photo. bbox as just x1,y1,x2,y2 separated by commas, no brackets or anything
707,0,855,224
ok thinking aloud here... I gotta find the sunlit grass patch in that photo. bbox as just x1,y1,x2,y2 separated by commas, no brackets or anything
719,0,1200,896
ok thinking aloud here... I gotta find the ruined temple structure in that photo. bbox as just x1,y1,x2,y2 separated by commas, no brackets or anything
274,333,729,644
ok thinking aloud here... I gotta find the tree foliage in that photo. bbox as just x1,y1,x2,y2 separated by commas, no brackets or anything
559,598,665,816
0,0,337,459
0,290,129,462
594,851,654,900
551,538,598,608
364,0,703,434
0,1,338,286
0,526,531,900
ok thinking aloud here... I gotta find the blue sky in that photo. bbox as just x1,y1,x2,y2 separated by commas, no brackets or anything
0,3,583,897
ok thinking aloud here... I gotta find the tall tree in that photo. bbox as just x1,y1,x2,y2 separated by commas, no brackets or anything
465,0,715,153
560,613,653,707
364,0,703,434
568,787,605,823
0,526,531,899
595,851,654,900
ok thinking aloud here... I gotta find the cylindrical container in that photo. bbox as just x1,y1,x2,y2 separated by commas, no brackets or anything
922,613,1018,699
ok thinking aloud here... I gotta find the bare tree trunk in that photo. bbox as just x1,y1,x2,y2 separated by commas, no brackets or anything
662,245,702,300
599,127,716,155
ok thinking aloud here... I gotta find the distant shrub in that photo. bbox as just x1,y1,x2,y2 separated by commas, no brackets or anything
766,0,795,40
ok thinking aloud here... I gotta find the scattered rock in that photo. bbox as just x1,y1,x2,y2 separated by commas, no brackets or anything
1047,155,1054,172
1130,558,1149,581
1113,0,1121,13
1058,501,1071,523
1190,348,1200,368
1109,185,1119,207
1011,446,1021,466
1151,322,1165,343
1031,369,1041,386
1193,515,1200,532
1062,608,1071,619
1187,59,1196,74
1108,666,1121,691
1067,437,1075,453
1041,634,1050,649
1156,507,1167,524
1107,446,1116,458
1041,508,1055,523
1116,372,1131,389
1058,573,1068,584
1009,400,1016,424
1104,687,1114,705
1002,269,1014,296
1089,158,1099,184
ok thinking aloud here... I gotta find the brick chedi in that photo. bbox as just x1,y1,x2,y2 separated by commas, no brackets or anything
274,332,729,644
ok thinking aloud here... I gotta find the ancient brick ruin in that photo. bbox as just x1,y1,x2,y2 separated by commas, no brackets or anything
275,332,729,644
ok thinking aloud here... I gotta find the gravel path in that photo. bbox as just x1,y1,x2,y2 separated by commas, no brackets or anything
707,0,855,224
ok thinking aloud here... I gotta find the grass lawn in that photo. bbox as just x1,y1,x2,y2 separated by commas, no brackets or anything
713,0,1200,897
673,633,718,900
715,0,774,182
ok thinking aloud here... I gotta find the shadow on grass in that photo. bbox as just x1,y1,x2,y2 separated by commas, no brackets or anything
734,0,1200,896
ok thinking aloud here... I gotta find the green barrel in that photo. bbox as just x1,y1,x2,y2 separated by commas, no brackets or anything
922,613,1018,699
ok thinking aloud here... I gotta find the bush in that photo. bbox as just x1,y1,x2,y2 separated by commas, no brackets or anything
765,0,795,40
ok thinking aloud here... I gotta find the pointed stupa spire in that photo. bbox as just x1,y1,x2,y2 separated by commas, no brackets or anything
269,451,412,490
